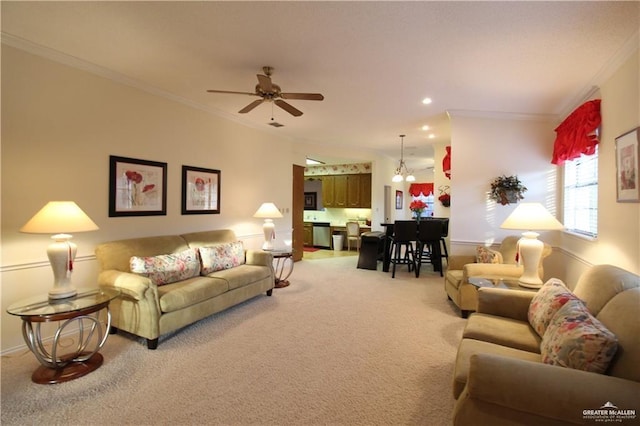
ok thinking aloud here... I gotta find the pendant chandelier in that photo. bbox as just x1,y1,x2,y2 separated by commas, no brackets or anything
392,134,415,182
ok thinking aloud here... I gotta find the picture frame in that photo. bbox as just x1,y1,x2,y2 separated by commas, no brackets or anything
615,127,639,203
395,190,403,210
182,165,221,214
304,192,317,210
109,155,167,217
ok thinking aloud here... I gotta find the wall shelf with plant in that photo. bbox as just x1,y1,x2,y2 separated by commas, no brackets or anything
489,175,527,205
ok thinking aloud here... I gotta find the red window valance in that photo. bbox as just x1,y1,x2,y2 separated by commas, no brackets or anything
409,183,434,197
551,99,601,165
442,146,451,179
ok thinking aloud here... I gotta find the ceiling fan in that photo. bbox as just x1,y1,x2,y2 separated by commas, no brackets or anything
207,66,324,117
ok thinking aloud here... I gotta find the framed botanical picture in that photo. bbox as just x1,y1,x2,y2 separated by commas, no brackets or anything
109,156,167,217
615,127,639,202
182,165,221,214
304,192,317,210
395,190,403,210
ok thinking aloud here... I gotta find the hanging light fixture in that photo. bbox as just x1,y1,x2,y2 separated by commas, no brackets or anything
392,134,416,182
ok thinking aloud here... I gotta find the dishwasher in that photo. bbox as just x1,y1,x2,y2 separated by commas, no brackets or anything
312,222,332,248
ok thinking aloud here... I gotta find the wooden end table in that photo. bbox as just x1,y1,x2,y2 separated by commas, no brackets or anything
7,287,120,384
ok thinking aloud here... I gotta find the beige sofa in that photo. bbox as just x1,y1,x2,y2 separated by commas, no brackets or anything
95,230,274,349
445,236,550,318
452,264,640,425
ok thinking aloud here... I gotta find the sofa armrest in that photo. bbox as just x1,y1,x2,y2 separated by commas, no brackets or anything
447,255,477,271
459,353,640,424
245,249,273,267
98,270,152,301
476,287,534,321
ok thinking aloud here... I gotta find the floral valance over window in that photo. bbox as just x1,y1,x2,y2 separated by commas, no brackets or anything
409,183,434,197
551,99,601,165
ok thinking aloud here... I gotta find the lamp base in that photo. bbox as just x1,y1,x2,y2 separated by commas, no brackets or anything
47,234,78,300
262,219,275,251
517,231,544,289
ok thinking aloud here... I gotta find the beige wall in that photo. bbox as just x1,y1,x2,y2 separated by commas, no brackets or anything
1,46,298,351
558,49,640,283
447,48,640,285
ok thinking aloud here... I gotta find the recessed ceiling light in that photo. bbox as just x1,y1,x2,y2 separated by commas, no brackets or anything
421,125,430,131
428,134,435,139
422,98,432,105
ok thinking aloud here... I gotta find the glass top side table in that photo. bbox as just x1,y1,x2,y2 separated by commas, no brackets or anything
265,249,294,288
7,287,120,384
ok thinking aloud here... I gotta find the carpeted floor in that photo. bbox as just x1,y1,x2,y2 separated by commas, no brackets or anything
1,256,466,425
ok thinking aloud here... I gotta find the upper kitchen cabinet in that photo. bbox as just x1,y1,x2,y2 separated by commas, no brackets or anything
323,174,371,208
347,174,372,208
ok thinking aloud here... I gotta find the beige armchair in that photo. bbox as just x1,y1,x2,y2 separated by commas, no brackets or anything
444,236,550,318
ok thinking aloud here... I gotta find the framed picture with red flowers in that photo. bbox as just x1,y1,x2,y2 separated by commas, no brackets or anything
109,155,167,217
181,165,221,214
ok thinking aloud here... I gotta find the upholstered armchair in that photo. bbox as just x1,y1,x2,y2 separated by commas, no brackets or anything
444,236,551,318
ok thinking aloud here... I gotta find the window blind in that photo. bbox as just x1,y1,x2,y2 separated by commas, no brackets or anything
563,147,598,238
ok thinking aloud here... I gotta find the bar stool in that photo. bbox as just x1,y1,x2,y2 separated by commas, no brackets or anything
416,220,444,277
389,220,418,278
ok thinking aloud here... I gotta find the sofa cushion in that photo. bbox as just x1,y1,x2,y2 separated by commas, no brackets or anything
541,298,618,374
199,241,245,274
130,248,200,286
464,313,541,353
157,276,230,313
453,338,541,399
206,264,272,290
476,246,502,264
528,278,576,337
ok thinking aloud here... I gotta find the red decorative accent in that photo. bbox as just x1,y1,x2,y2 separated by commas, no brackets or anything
442,146,451,179
551,100,601,165
408,183,434,197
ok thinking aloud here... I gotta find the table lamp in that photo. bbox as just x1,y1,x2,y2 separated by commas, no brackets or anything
500,202,563,288
253,202,283,250
20,201,99,299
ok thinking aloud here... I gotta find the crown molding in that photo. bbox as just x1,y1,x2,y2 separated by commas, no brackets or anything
0,32,292,140
555,29,639,119
446,109,556,122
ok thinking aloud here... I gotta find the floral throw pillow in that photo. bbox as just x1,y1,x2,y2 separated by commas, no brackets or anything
130,248,200,286
476,246,502,264
199,241,245,275
528,278,577,337
541,298,618,374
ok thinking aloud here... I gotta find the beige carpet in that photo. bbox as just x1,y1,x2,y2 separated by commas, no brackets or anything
1,256,466,425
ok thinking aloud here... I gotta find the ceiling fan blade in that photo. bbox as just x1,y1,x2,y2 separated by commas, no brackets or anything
256,74,273,92
281,93,324,101
275,99,303,117
239,99,264,114
207,89,257,96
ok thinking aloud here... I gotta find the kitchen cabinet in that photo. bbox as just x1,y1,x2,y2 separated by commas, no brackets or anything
347,174,372,208
322,174,371,208
303,223,313,246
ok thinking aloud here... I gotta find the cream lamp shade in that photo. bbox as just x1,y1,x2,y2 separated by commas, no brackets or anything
21,201,99,299
253,202,283,250
500,202,563,288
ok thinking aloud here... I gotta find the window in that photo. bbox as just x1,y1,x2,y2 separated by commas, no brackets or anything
563,146,598,238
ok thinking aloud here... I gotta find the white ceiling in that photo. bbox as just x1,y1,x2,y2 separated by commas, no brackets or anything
2,1,638,170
